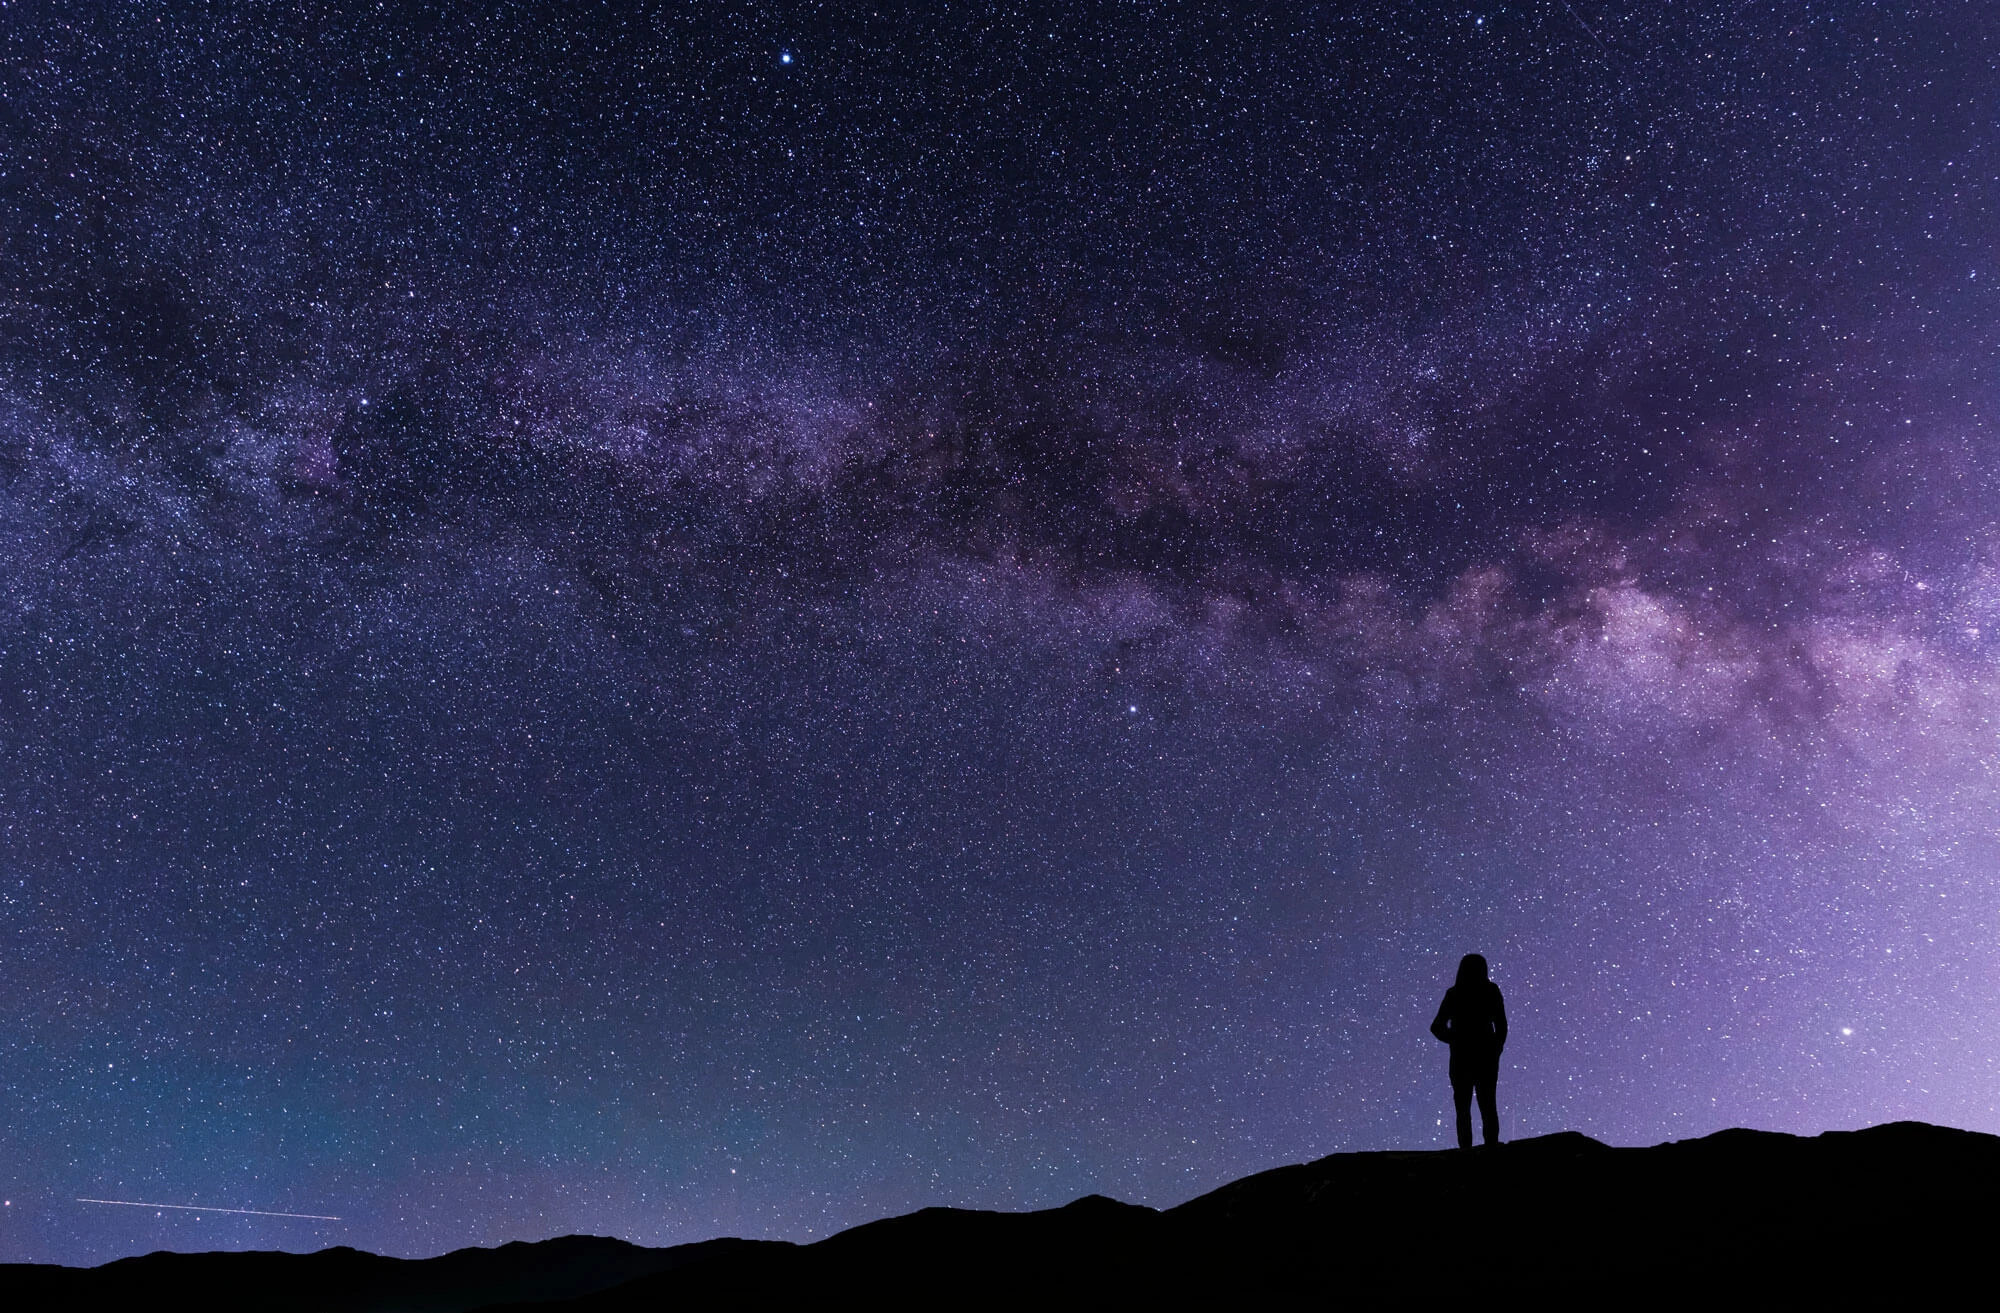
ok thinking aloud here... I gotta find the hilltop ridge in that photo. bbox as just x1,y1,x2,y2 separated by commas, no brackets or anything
9,1123,1994,1310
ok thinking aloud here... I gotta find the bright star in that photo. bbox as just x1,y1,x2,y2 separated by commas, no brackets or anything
779,50,793,64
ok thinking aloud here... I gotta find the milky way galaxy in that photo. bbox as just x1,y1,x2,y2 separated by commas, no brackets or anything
4,1,1999,1266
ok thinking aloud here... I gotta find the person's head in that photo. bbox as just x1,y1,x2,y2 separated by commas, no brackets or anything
1456,953,1489,988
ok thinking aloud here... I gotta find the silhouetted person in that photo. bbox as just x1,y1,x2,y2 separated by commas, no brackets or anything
1430,953,1506,1149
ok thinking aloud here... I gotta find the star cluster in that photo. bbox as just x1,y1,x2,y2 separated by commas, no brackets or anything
3,1,1999,1266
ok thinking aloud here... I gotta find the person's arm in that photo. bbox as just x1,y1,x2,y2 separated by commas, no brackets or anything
1492,986,1508,1053
1430,991,1453,1044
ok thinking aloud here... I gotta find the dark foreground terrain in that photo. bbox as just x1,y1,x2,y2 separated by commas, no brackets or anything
10,1122,1996,1310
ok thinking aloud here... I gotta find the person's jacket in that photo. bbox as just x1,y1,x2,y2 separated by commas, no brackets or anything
1430,982,1507,1057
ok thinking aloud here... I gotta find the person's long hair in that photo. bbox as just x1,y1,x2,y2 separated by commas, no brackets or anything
1455,953,1489,989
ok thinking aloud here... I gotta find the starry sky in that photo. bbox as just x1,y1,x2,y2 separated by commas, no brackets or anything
4,0,1999,1268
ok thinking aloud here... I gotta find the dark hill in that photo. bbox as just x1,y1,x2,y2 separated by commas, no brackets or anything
1,1233,787,1312
11,1123,1997,1310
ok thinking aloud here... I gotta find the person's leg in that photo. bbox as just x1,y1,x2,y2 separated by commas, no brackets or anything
1452,1077,1474,1150
1476,1075,1499,1145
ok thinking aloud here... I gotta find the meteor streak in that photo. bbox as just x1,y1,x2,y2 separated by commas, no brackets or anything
77,1198,341,1221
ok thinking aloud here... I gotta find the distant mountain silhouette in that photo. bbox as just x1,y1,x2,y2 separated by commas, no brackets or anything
2,1233,784,1312
11,1123,1995,1310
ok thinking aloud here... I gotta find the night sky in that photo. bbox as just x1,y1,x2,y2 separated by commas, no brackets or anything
4,0,1999,1267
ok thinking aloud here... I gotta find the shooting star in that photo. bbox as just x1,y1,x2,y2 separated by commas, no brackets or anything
77,1198,341,1221
1562,1,1610,51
